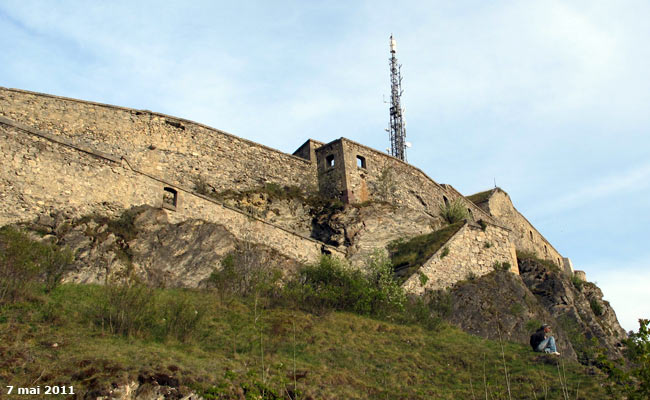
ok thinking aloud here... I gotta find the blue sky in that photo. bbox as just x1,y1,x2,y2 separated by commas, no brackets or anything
1,0,648,332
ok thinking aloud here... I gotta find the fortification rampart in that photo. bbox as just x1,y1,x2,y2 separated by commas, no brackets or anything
0,87,317,196
1,87,575,286
402,222,518,294
476,189,564,265
0,118,344,263
315,138,499,227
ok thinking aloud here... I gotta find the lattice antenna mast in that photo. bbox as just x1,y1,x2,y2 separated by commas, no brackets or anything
387,34,407,162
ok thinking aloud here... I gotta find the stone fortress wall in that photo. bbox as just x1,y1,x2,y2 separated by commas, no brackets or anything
470,188,573,273
0,86,577,288
0,88,318,197
402,222,518,294
310,137,498,226
0,115,344,264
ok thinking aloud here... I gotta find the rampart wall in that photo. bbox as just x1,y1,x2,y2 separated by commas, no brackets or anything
402,222,518,294
0,87,317,196
481,189,563,265
0,118,344,264
316,138,499,227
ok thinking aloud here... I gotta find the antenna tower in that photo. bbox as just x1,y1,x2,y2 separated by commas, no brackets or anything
387,34,407,162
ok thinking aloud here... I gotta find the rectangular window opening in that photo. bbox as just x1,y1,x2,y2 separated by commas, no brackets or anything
163,187,178,211
356,155,366,169
326,154,335,168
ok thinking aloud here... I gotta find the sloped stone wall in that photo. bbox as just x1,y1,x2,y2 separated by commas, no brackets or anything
0,87,317,196
482,189,563,265
402,223,518,293
0,121,343,264
336,139,497,226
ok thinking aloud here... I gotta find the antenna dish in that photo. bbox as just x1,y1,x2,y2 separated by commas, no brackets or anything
390,35,397,53
405,142,412,148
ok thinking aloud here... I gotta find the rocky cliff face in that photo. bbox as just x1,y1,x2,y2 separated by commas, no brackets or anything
445,269,578,359
444,255,627,363
25,205,301,288
205,186,442,265
518,256,627,361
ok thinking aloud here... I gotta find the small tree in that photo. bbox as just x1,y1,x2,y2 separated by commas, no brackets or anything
0,226,74,303
625,319,650,398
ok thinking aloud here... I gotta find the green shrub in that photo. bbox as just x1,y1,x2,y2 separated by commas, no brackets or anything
91,281,156,337
157,290,207,342
418,272,429,287
439,199,468,224
0,226,74,303
477,219,487,231
590,298,604,316
492,261,511,272
286,253,405,317
509,303,524,316
440,247,450,258
571,275,585,291
621,319,650,398
208,245,282,300
525,319,542,332
483,241,492,248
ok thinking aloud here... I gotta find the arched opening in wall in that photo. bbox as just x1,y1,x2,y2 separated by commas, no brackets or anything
356,155,366,169
326,154,335,168
529,231,534,241
163,187,178,211
443,196,449,207
558,258,561,266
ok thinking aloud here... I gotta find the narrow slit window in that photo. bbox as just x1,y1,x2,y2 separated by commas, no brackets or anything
467,208,473,220
326,154,335,168
356,155,366,169
529,231,534,241
443,196,449,207
163,187,178,210
544,245,548,254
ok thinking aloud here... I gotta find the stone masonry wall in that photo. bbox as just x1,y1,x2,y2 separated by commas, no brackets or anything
337,138,498,226
0,120,343,264
315,140,349,201
484,189,563,265
402,223,518,294
0,87,317,196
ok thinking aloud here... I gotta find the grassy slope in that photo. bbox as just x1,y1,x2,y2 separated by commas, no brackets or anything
389,222,464,283
466,190,493,205
0,284,611,400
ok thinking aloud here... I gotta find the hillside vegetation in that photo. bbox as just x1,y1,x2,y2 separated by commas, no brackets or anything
0,225,646,399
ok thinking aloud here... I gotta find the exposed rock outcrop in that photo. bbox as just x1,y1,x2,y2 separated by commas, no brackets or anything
25,205,301,288
518,256,627,361
444,256,627,363
445,269,578,359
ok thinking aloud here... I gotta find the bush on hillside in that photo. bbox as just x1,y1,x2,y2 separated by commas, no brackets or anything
285,253,406,317
0,226,74,303
208,244,283,302
89,281,206,342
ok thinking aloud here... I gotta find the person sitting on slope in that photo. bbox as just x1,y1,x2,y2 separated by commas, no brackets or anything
530,324,560,355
